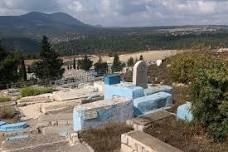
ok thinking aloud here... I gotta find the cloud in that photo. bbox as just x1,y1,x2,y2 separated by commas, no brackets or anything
0,0,228,26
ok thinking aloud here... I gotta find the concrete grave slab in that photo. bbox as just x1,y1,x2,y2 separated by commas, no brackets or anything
73,97,133,131
126,110,173,131
133,92,172,116
52,88,101,102
121,131,183,152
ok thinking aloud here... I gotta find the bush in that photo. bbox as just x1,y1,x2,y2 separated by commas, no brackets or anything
0,96,11,103
191,60,228,142
0,106,16,119
20,86,55,97
80,123,132,152
169,52,214,83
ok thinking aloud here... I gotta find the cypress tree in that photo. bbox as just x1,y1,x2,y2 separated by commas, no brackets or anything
33,36,64,80
78,55,93,71
20,57,27,81
112,54,122,72
73,58,76,69
127,57,134,67
94,56,108,76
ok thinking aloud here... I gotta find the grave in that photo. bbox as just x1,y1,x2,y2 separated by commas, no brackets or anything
104,72,172,116
133,61,148,89
133,92,172,116
73,97,133,131
104,83,144,100
121,131,182,152
176,102,193,122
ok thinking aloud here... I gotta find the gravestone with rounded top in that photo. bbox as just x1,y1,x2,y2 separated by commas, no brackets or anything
133,61,148,88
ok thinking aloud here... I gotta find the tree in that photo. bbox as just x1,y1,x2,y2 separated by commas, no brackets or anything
135,58,139,63
0,50,21,86
78,55,93,71
73,58,76,69
112,54,122,72
32,36,64,80
94,56,108,76
0,41,8,62
127,57,134,67
19,56,27,81
191,61,228,142
140,55,144,60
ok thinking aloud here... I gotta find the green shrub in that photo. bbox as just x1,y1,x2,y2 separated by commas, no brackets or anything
20,86,55,97
191,61,228,142
169,52,215,83
0,96,11,103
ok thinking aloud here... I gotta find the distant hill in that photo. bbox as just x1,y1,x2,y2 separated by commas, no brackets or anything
1,12,228,55
0,12,93,38
0,12,95,54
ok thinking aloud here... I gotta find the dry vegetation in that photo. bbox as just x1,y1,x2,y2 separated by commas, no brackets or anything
0,106,17,120
0,96,11,103
144,117,228,152
79,123,132,152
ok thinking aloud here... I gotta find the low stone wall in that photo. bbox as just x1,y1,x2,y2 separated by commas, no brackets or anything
121,131,182,152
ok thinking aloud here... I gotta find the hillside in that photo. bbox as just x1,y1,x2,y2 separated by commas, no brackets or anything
1,12,228,55
0,12,92,38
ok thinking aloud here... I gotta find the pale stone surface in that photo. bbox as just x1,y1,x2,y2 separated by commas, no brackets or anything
121,131,183,152
17,93,53,106
121,144,134,152
52,88,101,102
41,100,81,114
126,110,173,131
18,103,43,120
133,61,148,89
39,126,73,135
2,134,92,152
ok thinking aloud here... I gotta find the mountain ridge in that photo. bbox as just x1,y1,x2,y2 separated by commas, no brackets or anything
0,11,92,39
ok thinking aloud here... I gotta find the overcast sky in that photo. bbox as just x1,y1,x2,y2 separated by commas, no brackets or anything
0,0,228,27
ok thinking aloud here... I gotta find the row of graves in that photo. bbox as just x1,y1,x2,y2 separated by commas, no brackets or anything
0,61,192,152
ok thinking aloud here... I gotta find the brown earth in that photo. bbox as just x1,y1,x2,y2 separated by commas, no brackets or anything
79,123,132,152
144,116,228,152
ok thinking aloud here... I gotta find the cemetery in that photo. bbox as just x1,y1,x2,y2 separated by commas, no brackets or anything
0,52,227,152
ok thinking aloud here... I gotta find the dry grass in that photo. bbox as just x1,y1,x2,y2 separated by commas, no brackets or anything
0,106,17,120
79,123,132,152
144,117,228,152
0,96,11,103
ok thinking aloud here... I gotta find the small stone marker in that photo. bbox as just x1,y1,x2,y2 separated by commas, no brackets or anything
133,61,148,88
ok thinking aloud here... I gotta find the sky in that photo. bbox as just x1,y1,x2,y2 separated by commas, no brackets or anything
0,0,228,27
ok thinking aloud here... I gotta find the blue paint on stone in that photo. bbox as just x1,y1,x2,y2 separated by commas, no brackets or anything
133,92,172,116
176,102,193,122
104,74,121,85
73,100,133,131
0,122,28,132
144,85,173,95
104,84,144,100
5,135,30,142
0,121,6,126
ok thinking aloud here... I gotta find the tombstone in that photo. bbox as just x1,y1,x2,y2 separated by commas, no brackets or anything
156,60,163,66
133,61,148,88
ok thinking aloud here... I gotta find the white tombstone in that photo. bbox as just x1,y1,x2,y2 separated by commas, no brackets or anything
133,61,148,88
156,60,163,66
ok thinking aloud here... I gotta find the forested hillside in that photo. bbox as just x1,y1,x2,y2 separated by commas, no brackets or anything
54,31,228,55
1,12,228,55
